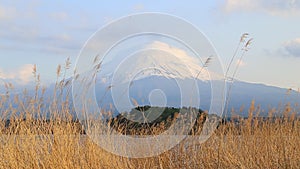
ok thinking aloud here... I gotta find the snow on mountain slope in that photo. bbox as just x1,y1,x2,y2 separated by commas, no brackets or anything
96,39,223,85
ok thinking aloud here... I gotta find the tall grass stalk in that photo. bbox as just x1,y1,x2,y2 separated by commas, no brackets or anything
224,33,253,117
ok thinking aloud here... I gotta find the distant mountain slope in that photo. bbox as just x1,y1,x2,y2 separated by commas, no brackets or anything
1,76,299,117
227,81,299,116
94,75,299,117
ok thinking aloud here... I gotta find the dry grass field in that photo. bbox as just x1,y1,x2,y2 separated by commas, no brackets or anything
0,85,299,169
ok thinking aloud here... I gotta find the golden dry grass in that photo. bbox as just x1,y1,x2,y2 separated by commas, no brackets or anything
0,88,299,169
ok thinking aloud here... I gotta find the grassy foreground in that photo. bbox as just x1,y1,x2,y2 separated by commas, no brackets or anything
0,87,299,169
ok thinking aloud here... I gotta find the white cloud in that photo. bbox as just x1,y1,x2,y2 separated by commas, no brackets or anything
143,41,221,80
283,38,300,57
222,0,300,16
0,64,34,85
18,64,35,84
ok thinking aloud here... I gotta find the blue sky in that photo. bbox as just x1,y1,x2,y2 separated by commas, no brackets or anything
0,0,300,89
